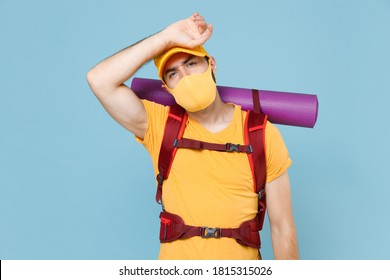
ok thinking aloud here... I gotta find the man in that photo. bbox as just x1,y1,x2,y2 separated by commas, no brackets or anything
87,12,299,260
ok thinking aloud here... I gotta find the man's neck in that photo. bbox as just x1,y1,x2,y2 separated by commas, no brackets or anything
187,93,235,133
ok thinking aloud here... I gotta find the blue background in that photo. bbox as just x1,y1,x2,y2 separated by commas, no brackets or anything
1,0,389,260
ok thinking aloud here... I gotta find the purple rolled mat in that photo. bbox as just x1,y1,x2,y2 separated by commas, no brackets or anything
131,77,319,128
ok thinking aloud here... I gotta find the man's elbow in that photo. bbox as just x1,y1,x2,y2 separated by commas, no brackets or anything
86,68,100,93
86,68,110,98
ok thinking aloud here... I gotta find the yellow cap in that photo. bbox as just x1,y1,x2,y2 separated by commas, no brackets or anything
154,45,209,80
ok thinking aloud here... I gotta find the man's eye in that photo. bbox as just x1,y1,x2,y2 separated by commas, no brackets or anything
187,61,196,67
168,72,176,79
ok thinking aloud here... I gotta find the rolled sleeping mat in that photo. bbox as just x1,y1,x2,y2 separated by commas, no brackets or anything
131,77,319,128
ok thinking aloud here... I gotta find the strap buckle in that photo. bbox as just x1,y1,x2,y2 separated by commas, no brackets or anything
258,189,265,200
200,227,221,238
225,143,240,152
156,173,164,186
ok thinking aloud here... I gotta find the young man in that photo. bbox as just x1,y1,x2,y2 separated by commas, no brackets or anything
87,13,299,260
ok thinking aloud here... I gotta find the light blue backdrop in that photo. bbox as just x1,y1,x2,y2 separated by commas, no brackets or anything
1,0,389,260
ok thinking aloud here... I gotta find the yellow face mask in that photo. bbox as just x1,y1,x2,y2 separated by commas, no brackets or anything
165,63,217,112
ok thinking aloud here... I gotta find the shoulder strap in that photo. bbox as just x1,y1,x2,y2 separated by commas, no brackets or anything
244,110,267,229
156,105,187,204
252,89,261,113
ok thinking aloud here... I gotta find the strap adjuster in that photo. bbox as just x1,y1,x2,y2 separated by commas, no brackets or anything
225,143,240,152
258,189,265,200
156,173,164,186
200,227,221,238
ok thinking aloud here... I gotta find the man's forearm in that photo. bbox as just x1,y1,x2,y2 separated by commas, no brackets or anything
87,30,170,92
271,227,300,260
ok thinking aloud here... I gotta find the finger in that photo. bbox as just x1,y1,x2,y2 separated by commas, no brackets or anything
191,12,199,21
189,24,213,47
194,16,207,33
195,15,205,25
197,22,207,34
201,23,213,39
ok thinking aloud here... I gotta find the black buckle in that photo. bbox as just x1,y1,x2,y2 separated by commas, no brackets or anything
225,143,240,152
200,227,221,238
258,189,265,200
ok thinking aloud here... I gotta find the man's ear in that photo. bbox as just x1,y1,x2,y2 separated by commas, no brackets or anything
161,83,171,93
209,56,217,82
209,56,217,75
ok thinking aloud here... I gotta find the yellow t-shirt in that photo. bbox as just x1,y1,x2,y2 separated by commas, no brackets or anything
136,100,292,259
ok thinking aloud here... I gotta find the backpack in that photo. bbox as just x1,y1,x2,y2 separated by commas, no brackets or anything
155,92,267,248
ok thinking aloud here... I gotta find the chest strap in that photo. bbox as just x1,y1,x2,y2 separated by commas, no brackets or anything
174,138,253,153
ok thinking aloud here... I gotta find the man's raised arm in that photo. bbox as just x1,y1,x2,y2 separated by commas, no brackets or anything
86,13,212,139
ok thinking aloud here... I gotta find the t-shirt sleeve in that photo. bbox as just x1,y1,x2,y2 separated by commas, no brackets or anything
135,100,169,173
264,121,292,183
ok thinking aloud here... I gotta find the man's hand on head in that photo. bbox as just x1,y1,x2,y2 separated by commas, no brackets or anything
162,12,213,50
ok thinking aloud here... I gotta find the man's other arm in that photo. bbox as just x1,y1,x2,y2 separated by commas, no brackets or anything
266,171,300,259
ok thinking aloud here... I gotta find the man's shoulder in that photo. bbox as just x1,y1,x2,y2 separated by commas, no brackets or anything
140,99,170,115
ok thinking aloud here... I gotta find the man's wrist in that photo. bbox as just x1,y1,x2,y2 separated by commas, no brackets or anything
154,28,175,53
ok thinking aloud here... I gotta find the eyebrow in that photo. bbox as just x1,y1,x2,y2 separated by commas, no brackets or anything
164,55,196,77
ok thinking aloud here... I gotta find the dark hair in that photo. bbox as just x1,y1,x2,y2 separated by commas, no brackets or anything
205,56,216,83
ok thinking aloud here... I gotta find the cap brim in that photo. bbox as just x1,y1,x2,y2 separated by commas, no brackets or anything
156,47,208,79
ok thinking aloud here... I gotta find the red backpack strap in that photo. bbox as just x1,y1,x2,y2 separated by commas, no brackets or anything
173,138,252,153
156,105,187,204
244,110,267,229
252,89,261,113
